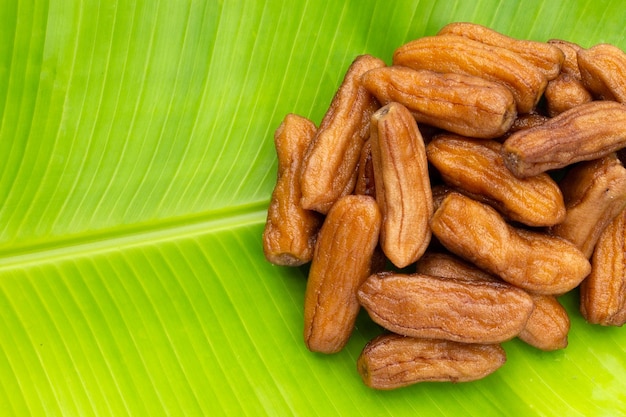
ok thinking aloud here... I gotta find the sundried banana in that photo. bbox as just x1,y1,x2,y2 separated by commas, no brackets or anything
549,154,626,258
518,294,570,351
502,101,626,177
438,22,564,80
361,66,516,138
544,73,592,117
393,34,547,113
370,103,433,268
357,333,506,390
263,114,322,266
416,251,570,351
358,272,534,343
430,192,591,295
578,43,626,103
303,195,381,353
300,54,385,213
426,135,565,226
580,208,626,326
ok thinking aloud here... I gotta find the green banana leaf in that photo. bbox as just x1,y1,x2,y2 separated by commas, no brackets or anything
1,0,625,415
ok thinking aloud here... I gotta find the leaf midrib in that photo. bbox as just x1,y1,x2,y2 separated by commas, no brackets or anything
0,200,269,271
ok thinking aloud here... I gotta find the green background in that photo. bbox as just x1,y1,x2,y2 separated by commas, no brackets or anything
1,0,625,415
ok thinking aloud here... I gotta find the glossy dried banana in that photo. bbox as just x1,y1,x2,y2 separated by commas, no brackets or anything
393,34,547,113
300,54,385,214
370,103,433,268
430,192,591,295
426,135,565,226
361,66,516,138
544,73,592,117
580,208,626,326
549,154,626,258
548,39,584,79
263,114,322,266
578,43,626,103
357,334,506,390
304,195,381,353
502,101,626,177
518,294,570,351
438,22,564,80
416,251,570,351
357,272,534,343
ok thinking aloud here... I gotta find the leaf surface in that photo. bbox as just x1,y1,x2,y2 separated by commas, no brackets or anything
1,0,625,415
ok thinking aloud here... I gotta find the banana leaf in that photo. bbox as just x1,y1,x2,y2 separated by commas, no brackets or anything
1,0,625,415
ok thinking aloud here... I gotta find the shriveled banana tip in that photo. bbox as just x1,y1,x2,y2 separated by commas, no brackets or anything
501,149,526,178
